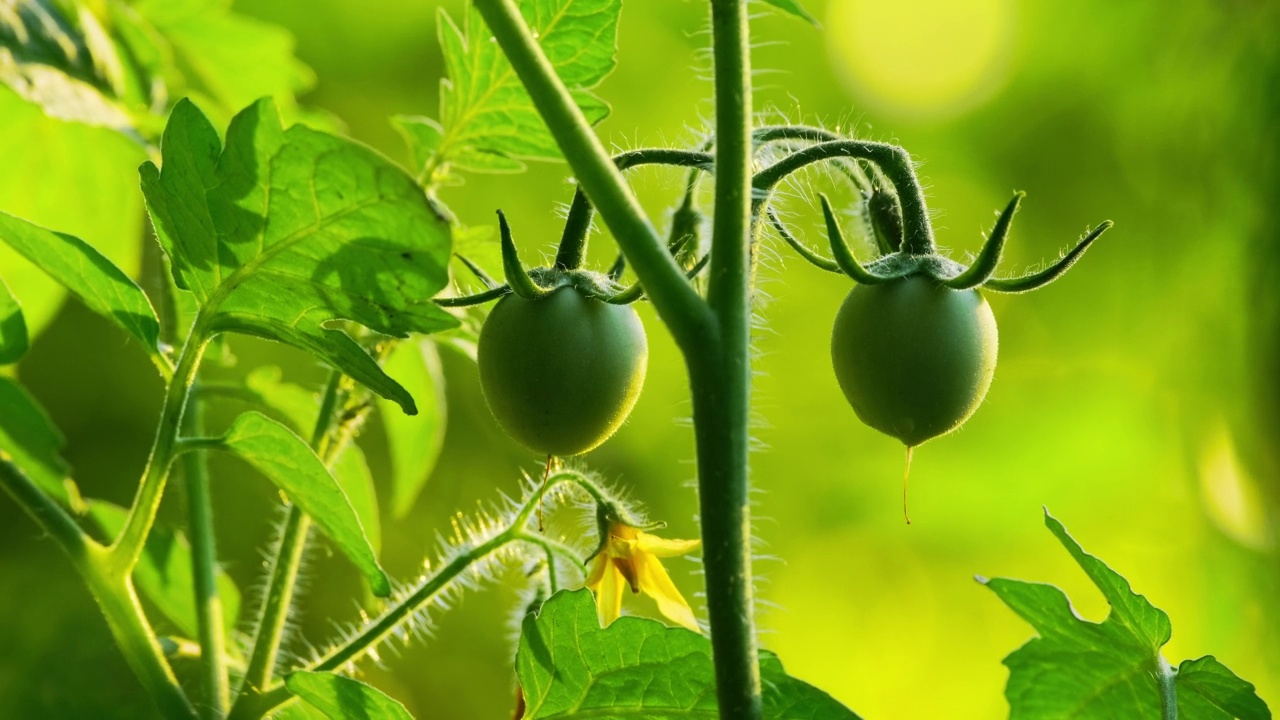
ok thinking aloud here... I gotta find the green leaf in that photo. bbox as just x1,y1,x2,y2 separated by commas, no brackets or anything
983,511,1271,720
0,376,83,512
761,0,819,26
285,671,412,720
517,589,862,719
243,366,321,436
378,341,447,518
86,499,241,641
331,441,379,556
140,98,457,413
416,0,621,179
0,275,28,364
1177,656,1272,719
218,411,390,596
0,210,163,371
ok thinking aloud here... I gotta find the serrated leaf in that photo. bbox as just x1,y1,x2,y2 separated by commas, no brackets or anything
219,411,389,597
984,511,1271,720
86,499,241,641
420,0,620,178
285,671,413,720
517,589,862,719
761,0,818,26
331,441,379,556
0,376,82,511
140,98,457,414
378,341,446,518
0,209,163,371
0,274,28,364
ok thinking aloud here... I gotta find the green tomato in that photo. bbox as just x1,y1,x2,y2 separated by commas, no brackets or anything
477,286,648,456
830,275,998,446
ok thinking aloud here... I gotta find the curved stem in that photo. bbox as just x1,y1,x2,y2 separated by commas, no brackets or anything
471,0,713,351
754,140,935,255
111,319,210,575
181,398,231,717
556,149,713,271
766,206,840,273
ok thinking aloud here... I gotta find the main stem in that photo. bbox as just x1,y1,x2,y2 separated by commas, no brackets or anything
695,2,761,719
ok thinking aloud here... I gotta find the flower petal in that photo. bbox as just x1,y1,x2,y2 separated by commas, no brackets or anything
636,532,701,558
585,554,608,590
633,552,700,633
592,561,625,628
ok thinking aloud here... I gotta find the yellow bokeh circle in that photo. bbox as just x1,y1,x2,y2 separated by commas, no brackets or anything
825,0,1016,118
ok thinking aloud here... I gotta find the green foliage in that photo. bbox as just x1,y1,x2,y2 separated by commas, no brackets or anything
87,500,241,642
0,275,27,364
0,210,163,371
377,340,447,518
516,589,862,719
285,671,413,720
984,512,1271,719
139,97,457,413
396,0,621,182
761,0,817,26
217,411,389,596
0,376,81,511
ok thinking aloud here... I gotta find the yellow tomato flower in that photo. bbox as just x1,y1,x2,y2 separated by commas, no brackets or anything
585,522,701,632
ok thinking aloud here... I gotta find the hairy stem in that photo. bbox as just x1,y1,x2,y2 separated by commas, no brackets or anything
753,140,935,255
471,0,713,350
112,321,210,574
1157,655,1178,720
695,3,762,719
182,398,231,717
238,370,344,697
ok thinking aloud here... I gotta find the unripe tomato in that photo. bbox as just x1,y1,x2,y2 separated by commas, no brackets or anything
831,275,998,446
477,286,648,456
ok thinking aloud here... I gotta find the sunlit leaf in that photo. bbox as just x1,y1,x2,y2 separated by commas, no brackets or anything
331,441,379,556
218,411,389,596
407,0,621,180
983,511,1270,720
378,340,446,518
517,589,862,719
285,671,412,720
0,376,81,512
761,0,818,26
242,366,321,437
0,275,28,364
140,98,457,414
86,500,241,641
0,210,163,371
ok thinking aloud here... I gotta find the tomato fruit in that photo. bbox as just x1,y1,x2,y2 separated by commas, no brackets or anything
477,285,648,456
831,275,998,447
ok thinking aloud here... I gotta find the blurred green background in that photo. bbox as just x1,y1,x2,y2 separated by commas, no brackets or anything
1,0,1277,717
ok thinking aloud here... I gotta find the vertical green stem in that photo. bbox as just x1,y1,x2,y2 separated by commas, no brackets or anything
182,399,231,717
112,321,210,573
1157,655,1178,720
696,2,761,719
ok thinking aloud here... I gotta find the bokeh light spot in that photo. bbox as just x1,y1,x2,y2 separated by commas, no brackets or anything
825,0,1016,118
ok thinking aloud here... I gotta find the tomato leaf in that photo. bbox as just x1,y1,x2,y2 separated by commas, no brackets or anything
761,0,819,26
0,377,82,512
378,341,447,519
330,441,380,557
0,275,28,364
86,500,241,642
140,98,457,414
0,210,164,371
284,671,412,720
983,511,1270,719
401,0,621,181
517,589,862,719
241,366,321,437
218,411,389,597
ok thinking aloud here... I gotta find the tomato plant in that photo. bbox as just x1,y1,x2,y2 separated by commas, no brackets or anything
0,1,1274,719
